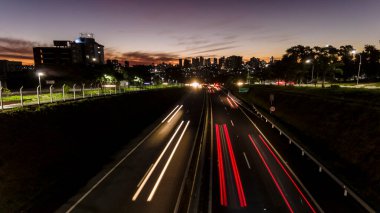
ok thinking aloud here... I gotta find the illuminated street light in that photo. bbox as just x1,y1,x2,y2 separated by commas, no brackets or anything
305,59,315,83
237,81,244,86
351,50,362,85
37,72,44,93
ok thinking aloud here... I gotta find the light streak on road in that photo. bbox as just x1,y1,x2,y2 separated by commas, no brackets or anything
258,135,316,213
226,97,235,108
223,124,246,207
248,134,294,213
132,121,184,201
147,121,190,201
167,105,183,123
161,105,179,123
215,124,227,206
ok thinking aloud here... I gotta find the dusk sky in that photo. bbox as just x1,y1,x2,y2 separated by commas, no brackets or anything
1,0,380,65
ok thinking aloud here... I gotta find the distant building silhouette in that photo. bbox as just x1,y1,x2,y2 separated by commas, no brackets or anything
213,58,218,65
199,56,204,67
183,58,191,68
225,55,243,70
178,58,183,67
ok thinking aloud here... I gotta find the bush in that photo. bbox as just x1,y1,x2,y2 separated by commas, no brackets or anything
330,84,340,89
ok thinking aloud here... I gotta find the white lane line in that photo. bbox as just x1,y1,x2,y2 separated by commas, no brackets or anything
147,121,190,202
137,164,154,187
66,118,165,212
167,105,183,123
230,120,235,127
161,105,179,123
243,152,251,169
132,121,184,201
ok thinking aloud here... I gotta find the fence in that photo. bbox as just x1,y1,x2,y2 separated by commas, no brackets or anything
0,83,183,110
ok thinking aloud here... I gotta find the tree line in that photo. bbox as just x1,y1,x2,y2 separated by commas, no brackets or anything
252,45,380,87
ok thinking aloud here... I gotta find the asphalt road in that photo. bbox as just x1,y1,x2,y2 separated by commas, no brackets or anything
57,89,205,213
208,88,320,212
56,86,371,213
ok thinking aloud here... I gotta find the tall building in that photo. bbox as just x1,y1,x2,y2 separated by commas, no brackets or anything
219,56,225,67
192,58,200,68
199,56,204,67
225,55,243,70
33,33,104,68
178,58,183,67
184,59,191,68
125,60,130,68
205,58,211,67
213,58,218,65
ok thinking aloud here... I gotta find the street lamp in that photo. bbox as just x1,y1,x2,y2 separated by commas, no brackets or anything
305,59,315,83
351,50,362,85
37,72,44,93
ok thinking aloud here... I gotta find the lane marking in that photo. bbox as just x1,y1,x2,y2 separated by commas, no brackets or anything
216,124,227,206
243,152,251,170
230,120,234,127
132,121,184,201
258,135,316,213
137,164,154,188
167,105,183,123
147,121,190,201
223,124,247,207
248,134,294,213
161,105,179,123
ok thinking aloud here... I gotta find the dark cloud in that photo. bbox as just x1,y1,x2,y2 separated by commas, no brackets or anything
191,46,237,55
106,49,179,65
0,37,43,63
181,41,236,53
0,53,34,60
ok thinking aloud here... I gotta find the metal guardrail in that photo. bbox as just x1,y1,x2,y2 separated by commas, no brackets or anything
228,93,376,213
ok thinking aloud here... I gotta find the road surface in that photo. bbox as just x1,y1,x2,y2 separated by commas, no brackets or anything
57,89,205,213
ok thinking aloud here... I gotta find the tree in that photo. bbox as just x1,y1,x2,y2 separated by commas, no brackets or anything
338,45,356,81
361,45,380,79
314,45,341,87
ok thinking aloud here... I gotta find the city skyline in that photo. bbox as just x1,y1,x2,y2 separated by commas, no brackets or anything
1,0,380,65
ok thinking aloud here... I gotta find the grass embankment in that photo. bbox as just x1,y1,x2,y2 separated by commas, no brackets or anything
0,88,187,212
235,85,380,207
1,84,181,105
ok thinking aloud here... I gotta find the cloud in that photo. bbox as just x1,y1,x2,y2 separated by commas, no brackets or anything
191,46,237,55
0,54,34,60
106,50,179,65
250,33,296,43
0,37,43,64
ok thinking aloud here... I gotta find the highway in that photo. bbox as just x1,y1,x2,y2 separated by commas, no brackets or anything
207,88,320,212
57,89,205,213
56,86,370,213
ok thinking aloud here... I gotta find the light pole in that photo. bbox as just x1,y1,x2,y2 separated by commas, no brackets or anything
305,59,315,84
37,72,44,93
351,50,362,85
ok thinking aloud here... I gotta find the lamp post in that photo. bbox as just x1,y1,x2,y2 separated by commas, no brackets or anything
37,72,44,93
351,50,362,85
305,59,315,84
